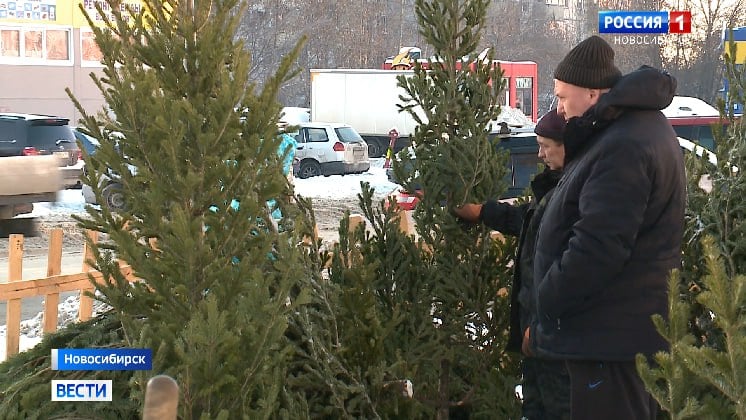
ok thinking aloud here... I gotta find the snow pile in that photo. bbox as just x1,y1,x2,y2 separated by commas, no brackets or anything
294,158,399,200
495,106,535,128
30,189,87,217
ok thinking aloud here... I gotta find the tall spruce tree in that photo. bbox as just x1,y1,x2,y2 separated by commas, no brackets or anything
394,1,522,416
67,0,311,417
286,0,522,418
637,37,746,419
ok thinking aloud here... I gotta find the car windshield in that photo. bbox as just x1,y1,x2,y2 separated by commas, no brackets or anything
27,124,76,148
335,127,364,143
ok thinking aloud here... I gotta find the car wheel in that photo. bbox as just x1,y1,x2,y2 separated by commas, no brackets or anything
102,183,127,212
367,141,383,158
298,161,321,179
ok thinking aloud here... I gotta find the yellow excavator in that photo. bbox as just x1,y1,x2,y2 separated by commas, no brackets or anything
389,47,422,70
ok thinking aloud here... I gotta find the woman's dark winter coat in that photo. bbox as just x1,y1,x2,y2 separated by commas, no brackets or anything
479,169,561,353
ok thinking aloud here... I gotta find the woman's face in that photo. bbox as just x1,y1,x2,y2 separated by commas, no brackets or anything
537,136,565,170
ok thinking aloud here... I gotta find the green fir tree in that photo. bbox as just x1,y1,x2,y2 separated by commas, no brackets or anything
74,0,313,417
0,0,318,417
0,314,137,418
287,0,522,418
395,2,521,415
637,35,746,420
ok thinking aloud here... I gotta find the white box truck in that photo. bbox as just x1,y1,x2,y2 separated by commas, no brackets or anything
310,68,534,157
310,69,422,158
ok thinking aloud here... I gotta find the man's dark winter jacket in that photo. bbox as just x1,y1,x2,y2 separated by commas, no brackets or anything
531,66,686,361
480,169,561,353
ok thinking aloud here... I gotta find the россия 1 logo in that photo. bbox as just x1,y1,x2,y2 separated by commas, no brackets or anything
599,11,692,34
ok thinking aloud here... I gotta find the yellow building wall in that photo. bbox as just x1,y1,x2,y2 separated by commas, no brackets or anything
0,0,144,28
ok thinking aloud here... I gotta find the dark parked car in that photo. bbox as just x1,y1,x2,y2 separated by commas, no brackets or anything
386,131,542,209
0,113,82,189
667,115,727,151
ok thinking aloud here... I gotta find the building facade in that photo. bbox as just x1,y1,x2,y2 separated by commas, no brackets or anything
0,0,141,122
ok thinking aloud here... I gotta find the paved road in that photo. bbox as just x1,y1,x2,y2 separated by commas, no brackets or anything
0,251,85,324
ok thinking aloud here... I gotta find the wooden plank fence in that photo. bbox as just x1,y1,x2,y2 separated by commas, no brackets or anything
1,229,138,359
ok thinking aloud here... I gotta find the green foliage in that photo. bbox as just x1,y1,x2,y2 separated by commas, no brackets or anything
638,238,746,419
289,0,522,417
638,42,746,420
286,185,520,418
65,0,312,417
680,35,746,350
2,0,523,417
285,196,422,418
0,312,139,419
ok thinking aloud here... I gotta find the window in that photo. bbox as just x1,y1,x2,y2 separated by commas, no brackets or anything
498,77,509,106
46,29,69,60
511,152,541,191
81,28,104,65
697,127,716,151
515,77,533,117
307,128,328,142
0,25,71,65
1,28,20,57
335,126,364,143
24,30,43,58
669,117,727,152
672,125,694,141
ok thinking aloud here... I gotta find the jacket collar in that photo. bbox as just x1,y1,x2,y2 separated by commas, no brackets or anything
562,65,677,165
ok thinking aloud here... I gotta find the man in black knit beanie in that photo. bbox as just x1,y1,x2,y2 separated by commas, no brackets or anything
529,35,685,420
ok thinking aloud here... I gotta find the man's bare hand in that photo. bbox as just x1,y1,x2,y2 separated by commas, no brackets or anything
522,327,532,357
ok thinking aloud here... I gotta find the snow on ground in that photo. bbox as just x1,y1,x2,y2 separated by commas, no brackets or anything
0,295,112,361
294,158,399,199
28,158,398,215
30,189,87,217
0,158,399,361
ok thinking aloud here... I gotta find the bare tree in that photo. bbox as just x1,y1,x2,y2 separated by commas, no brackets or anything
236,0,311,105
666,0,746,102
233,0,744,112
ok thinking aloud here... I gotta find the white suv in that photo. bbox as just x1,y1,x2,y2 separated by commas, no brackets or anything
291,122,370,179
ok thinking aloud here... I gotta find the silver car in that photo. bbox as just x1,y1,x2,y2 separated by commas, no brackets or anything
291,122,370,179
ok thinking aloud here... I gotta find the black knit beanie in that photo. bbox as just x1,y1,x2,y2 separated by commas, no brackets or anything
554,35,622,89
534,108,566,142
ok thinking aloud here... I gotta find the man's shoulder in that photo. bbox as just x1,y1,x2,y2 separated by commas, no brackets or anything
603,111,673,143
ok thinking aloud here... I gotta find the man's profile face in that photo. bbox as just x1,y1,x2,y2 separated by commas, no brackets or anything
554,79,603,120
